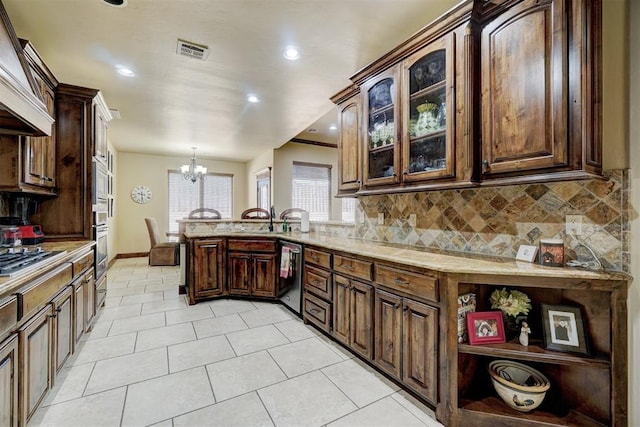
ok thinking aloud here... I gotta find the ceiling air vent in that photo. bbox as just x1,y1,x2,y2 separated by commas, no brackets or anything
176,39,209,60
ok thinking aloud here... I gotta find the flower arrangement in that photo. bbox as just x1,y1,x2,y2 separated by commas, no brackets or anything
490,288,532,318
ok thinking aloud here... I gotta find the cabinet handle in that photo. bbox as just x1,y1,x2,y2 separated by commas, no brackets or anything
56,308,63,313
393,303,400,309
343,264,354,271
394,278,410,286
311,279,322,286
49,313,57,318
309,308,320,314
403,171,408,175
402,306,409,312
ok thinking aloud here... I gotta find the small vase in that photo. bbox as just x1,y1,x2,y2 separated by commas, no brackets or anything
503,314,526,342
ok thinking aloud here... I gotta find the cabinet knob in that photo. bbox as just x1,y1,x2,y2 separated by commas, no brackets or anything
49,313,57,318
482,159,489,171
403,171,408,175
402,306,409,312
56,308,63,312
394,303,400,309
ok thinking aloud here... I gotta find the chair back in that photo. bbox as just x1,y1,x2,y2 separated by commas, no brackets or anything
145,218,161,247
279,208,306,219
241,208,270,219
188,208,221,219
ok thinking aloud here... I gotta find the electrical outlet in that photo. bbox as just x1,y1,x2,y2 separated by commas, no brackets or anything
566,215,583,235
378,212,384,225
409,214,417,227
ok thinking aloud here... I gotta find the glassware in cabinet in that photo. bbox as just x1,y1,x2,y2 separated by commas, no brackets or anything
402,35,454,182
362,67,400,187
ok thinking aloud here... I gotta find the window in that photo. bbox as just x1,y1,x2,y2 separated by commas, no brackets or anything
292,162,331,221
341,197,357,223
168,170,233,233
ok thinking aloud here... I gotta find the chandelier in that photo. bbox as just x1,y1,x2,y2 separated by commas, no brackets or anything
181,147,207,183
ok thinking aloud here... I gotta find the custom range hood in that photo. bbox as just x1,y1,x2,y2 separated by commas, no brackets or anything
0,1,53,136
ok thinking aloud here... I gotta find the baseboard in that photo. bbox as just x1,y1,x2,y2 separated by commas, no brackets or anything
115,252,149,259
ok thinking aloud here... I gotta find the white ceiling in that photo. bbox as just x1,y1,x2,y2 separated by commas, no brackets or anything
3,0,459,162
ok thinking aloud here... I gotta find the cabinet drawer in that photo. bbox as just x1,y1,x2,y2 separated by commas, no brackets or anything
303,292,331,334
228,239,276,252
72,251,94,277
0,296,18,337
334,255,372,281
17,263,73,320
304,247,332,269
304,265,332,300
375,264,438,303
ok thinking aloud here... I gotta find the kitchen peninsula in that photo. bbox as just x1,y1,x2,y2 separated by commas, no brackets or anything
183,225,629,427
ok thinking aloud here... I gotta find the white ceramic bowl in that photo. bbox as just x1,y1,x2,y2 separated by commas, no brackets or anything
488,360,550,412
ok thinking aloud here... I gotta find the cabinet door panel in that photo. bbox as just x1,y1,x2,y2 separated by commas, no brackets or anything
19,306,53,423
0,334,18,427
228,254,251,296
350,280,373,360
52,287,73,376
73,278,84,345
402,299,438,403
481,0,567,175
252,254,276,297
193,239,226,299
338,96,361,192
374,290,402,379
84,271,95,331
332,275,351,346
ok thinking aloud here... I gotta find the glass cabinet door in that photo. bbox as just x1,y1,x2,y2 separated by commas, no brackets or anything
362,67,400,187
402,35,454,182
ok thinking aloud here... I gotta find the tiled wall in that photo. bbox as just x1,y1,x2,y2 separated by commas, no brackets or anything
351,170,630,272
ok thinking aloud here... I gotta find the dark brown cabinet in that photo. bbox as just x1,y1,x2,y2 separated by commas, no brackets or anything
84,270,96,332
303,246,333,333
332,0,603,195
480,0,602,182
0,334,19,427
18,304,54,425
72,276,85,345
32,84,110,240
190,238,226,303
333,87,362,194
333,274,374,360
50,286,73,379
227,239,277,298
20,40,57,190
374,290,438,404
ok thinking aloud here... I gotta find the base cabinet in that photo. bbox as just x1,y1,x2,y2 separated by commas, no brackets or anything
51,287,73,379
0,334,19,427
333,274,373,360
72,277,84,346
227,239,278,298
18,305,54,425
374,290,438,404
190,238,226,303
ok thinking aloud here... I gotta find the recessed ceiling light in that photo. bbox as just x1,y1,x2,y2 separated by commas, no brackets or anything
283,47,300,60
102,0,127,7
247,95,260,103
329,124,337,131
116,65,135,77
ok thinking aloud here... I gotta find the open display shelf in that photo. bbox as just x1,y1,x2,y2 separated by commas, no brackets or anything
446,274,627,427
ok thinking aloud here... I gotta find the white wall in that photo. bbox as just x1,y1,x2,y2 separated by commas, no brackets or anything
115,151,247,255
272,142,340,220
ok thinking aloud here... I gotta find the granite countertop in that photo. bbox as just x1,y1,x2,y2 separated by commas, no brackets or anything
184,231,630,282
0,240,95,298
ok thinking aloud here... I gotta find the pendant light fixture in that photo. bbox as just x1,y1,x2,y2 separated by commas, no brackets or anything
181,147,207,183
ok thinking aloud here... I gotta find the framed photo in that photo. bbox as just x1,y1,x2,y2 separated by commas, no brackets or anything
516,245,538,263
541,304,590,355
466,311,506,345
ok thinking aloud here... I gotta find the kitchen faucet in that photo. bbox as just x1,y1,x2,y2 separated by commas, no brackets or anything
269,205,275,232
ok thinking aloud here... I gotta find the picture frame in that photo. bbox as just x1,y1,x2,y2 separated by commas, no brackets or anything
516,244,538,263
466,311,506,345
540,304,590,355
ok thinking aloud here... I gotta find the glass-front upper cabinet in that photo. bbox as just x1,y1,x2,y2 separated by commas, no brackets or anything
362,67,401,187
402,35,454,182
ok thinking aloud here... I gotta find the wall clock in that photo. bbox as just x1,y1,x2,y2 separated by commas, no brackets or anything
131,185,152,204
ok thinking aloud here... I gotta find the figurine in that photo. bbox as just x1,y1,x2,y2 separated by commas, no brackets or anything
519,321,531,346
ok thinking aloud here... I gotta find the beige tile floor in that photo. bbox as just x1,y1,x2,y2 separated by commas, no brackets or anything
29,257,444,427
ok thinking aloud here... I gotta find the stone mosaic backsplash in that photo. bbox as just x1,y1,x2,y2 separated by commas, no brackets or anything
351,170,630,272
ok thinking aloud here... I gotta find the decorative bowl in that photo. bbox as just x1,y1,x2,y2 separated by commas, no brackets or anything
416,102,437,113
488,360,550,412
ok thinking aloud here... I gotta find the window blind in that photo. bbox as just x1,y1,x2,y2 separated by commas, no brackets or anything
341,197,357,223
168,170,233,233
292,162,331,221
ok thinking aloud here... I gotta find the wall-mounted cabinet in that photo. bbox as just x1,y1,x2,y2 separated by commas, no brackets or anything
333,87,362,195
332,0,602,196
